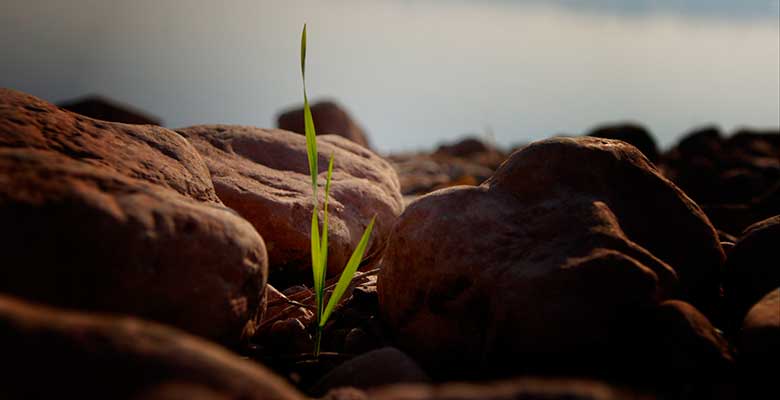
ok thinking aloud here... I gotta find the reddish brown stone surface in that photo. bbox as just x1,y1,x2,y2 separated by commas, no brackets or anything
0,149,267,343
378,137,723,377
177,125,403,285
0,88,220,203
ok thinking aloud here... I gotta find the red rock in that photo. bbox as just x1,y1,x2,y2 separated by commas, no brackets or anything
0,149,267,343
0,88,220,203
0,294,303,400
277,100,371,149
378,137,723,378
177,125,403,286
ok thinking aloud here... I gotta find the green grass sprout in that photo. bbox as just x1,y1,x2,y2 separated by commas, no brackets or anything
299,24,376,357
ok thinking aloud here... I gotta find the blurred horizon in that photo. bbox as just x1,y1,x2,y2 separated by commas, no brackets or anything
1,0,778,152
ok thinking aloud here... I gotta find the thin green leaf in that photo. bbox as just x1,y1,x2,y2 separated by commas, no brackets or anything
319,155,334,300
301,24,318,199
300,24,307,79
320,217,376,326
311,211,323,304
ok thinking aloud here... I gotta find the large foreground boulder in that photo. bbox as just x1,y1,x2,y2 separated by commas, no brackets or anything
0,294,302,400
0,88,221,203
0,149,267,343
277,100,371,149
177,125,403,285
378,137,724,378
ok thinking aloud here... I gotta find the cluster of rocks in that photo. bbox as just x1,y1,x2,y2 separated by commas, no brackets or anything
1,90,777,399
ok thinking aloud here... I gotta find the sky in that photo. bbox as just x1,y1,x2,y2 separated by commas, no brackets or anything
1,0,778,152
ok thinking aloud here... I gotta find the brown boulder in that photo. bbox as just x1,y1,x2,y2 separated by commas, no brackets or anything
0,88,220,203
378,137,723,378
323,378,653,400
177,125,402,286
640,300,733,379
660,127,780,234
312,347,430,395
0,149,267,343
389,153,494,196
738,288,779,374
723,215,780,330
277,100,371,149
0,294,302,400
587,122,659,163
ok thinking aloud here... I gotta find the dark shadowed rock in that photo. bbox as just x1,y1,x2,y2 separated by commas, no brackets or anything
177,125,403,286
0,88,220,203
59,94,162,126
640,300,733,379
588,122,659,163
277,100,371,148
378,137,723,378
389,153,494,196
738,288,779,375
0,149,267,343
323,378,654,400
433,136,507,170
660,126,780,234
312,347,430,395
0,294,303,400
723,215,780,330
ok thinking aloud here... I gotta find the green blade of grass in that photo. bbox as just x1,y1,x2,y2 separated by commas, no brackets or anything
311,211,323,307
319,154,334,290
320,216,376,327
300,24,307,79
301,24,318,198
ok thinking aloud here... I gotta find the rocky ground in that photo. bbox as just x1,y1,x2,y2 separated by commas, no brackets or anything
0,89,778,399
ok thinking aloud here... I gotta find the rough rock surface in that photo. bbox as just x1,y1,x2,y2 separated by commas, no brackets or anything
0,294,302,400
177,125,403,285
0,88,220,203
0,149,267,343
277,100,371,149
723,215,780,329
378,137,723,377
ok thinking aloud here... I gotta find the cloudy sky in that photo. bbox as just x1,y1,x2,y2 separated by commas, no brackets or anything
2,0,778,152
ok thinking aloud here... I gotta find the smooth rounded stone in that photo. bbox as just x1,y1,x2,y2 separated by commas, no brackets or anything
0,88,221,203
587,122,659,163
723,215,780,329
738,288,779,373
324,378,653,400
277,100,371,149
311,347,430,396
0,294,303,400
177,125,403,285
0,149,267,343
641,300,733,379
378,137,724,378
